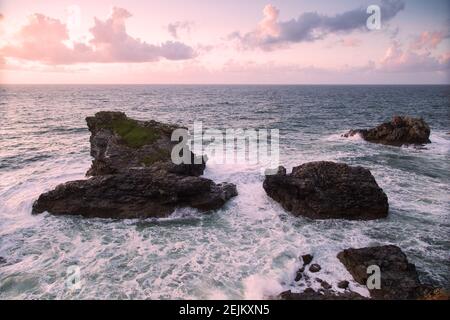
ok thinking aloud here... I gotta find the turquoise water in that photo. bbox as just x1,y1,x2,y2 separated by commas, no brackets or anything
0,85,449,299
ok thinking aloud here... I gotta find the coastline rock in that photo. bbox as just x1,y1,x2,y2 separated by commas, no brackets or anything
309,264,321,273
337,245,426,300
32,168,237,218
343,116,431,146
32,112,237,219
301,254,313,266
86,111,205,177
0,257,6,264
263,162,389,220
337,280,349,289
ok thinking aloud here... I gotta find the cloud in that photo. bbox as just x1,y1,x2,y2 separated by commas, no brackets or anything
410,31,449,50
379,41,449,72
167,21,193,39
0,7,196,65
231,0,405,50
337,37,363,47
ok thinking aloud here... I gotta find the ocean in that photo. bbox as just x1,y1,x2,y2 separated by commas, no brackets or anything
0,85,449,299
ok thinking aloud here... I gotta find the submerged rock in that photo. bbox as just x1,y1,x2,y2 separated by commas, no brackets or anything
337,280,349,289
343,116,431,146
86,111,205,176
337,245,437,300
301,254,313,266
309,264,322,273
263,162,389,220
32,112,237,219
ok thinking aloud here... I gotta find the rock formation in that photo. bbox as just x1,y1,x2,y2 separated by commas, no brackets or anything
85,111,205,176
337,245,445,300
343,116,431,146
263,162,389,220
32,112,237,219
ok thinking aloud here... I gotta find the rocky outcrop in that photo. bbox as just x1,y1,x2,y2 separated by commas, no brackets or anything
279,253,367,300
263,162,389,220
337,245,442,300
86,111,205,176
343,116,431,146
32,112,237,219
279,245,447,301
32,168,237,218
279,289,366,300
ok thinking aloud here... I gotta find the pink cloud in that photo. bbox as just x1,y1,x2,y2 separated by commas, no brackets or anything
380,41,449,72
0,7,195,65
411,31,448,50
338,37,362,47
230,0,405,50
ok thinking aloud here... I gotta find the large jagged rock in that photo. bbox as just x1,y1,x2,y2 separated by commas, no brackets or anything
32,168,237,218
86,111,205,177
343,116,431,146
32,112,237,219
263,162,389,220
337,245,439,300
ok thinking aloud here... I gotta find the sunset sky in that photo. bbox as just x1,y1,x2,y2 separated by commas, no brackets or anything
0,0,449,84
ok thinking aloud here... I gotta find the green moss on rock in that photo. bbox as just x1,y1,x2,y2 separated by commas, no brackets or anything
107,118,160,148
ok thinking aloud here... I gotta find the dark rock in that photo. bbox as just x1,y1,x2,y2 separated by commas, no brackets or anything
337,280,349,289
263,161,389,220
86,111,205,177
343,116,431,146
279,289,366,300
309,264,321,273
0,257,6,264
32,112,237,219
301,254,313,266
32,168,237,219
321,281,332,290
294,270,302,282
337,245,426,300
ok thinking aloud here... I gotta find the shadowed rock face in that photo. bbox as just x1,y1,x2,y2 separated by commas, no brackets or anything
337,245,425,300
343,116,431,146
32,111,237,219
86,111,205,177
263,161,389,220
32,168,237,219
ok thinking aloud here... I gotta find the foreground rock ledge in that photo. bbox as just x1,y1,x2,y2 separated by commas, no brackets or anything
263,161,389,220
32,111,237,219
279,245,447,300
343,116,431,146
337,245,447,300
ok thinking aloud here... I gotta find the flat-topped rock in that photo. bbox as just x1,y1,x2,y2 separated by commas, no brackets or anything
343,116,431,146
263,161,389,220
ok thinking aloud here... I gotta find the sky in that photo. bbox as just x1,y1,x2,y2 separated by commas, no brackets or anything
0,0,449,84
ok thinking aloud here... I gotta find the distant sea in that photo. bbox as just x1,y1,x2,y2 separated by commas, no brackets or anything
0,85,449,299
